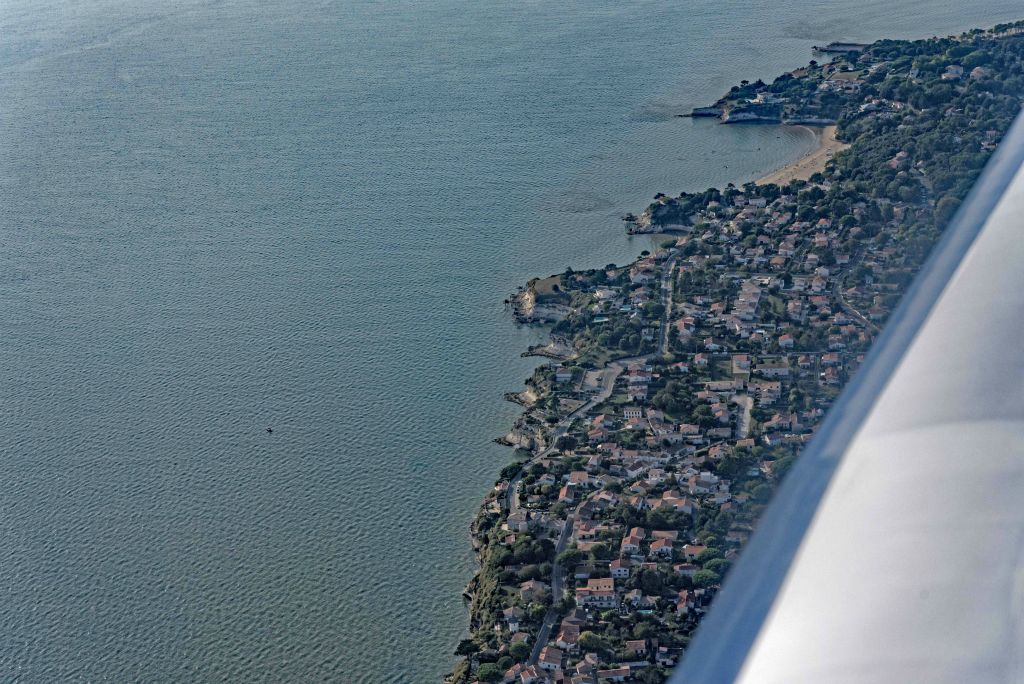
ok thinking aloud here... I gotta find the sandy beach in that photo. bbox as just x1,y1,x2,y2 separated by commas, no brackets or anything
757,125,850,185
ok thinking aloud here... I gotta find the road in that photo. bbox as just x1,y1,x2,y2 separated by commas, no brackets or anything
506,253,679,517
528,510,576,664
733,394,754,439
504,363,623,515
519,252,680,664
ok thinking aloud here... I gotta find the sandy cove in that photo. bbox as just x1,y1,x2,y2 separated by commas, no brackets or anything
756,125,849,185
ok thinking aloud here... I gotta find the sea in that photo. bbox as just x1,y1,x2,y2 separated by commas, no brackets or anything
1,1,1019,681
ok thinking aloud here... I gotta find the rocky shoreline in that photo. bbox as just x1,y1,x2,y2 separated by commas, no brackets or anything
447,20,1024,684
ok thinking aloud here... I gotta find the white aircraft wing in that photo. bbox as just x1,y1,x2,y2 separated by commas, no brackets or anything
670,111,1024,684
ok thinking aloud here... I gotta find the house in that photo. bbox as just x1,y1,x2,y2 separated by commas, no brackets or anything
656,646,678,667
614,532,638,557
561,608,587,627
558,485,574,503
624,590,656,609
556,623,581,652
753,378,782,405
519,579,549,601
510,631,530,645
519,664,544,683
682,544,707,561
653,493,694,515
538,645,564,672
625,639,648,657
627,368,653,385
568,471,594,487
597,667,631,683
571,653,601,680
941,64,964,80
622,406,643,420
576,578,617,608
506,511,530,532
731,353,751,373
676,589,692,615
708,443,731,461
674,563,699,577
586,577,614,592
575,587,617,608
650,538,674,559
610,558,631,579
754,358,790,378
687,471,719,495
502,606,524,632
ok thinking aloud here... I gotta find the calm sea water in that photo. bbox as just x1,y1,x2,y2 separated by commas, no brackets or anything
1,1,1019,681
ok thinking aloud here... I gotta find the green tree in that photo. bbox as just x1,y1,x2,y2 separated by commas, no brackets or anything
579,631,607,653
555,435,578,452
556,547,584,569
476,663,503,683
935,195,960,225
693,569,721,588
509,641,530,662
633,621,657,639
454,639,479,657
696,547,723,564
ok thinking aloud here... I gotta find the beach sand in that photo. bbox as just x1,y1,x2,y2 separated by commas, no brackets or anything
757,125,850,185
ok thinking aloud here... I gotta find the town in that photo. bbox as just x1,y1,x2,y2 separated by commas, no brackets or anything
448,19,1024,684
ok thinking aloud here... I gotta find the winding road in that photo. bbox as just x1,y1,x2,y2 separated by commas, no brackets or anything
512,252,679,664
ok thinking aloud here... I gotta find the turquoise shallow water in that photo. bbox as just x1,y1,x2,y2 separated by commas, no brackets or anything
1,1,1020,681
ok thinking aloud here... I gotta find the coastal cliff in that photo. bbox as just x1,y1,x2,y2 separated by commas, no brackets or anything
511,276,573,323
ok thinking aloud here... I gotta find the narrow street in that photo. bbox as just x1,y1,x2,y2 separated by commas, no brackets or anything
522,252,680,664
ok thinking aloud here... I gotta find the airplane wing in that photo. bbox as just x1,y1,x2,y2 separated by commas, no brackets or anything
669,111,1024,684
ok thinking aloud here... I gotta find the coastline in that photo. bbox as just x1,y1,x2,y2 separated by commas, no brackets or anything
755,125,849,185
448,19,1024,684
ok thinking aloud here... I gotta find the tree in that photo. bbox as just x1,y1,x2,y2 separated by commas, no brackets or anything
556,547,584,569
704,558,732,576
935,195,960,225
579,631,607,652
693,569,721,588
639,669,666,684
633,621,657,639
696,547,722,564
476,663,503,682
509,641,530,662
638,569,664,594
555,435,578,452
499,462,522,480
454,638,479,656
